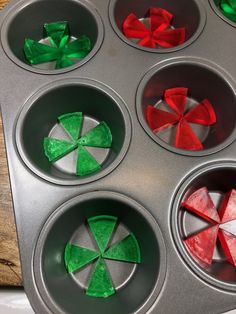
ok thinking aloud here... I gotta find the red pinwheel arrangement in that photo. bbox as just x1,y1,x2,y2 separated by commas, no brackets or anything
122,7,186,49
146,87,217,151
182,187,236,267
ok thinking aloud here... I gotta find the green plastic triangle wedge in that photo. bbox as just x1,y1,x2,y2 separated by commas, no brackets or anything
64,35,92,58
88,216,117,254
24,39,59,65
24,21,92,69
103,233,141,263
79,122,112,148
58,34,70,49
55,55,75,69
76,145,101,176
86,257,115,298
43,137,76,162
220,0,236,22
64,243,100,273
58,112,83,141
44,21,70,47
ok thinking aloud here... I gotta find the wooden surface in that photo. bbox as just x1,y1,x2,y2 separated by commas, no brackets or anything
0,0,22,284
0,114,22,285
0,0,22,286
0,0,8,9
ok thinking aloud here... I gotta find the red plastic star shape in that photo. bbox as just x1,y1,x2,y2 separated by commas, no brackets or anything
146,87,217,151
182,187,236,267
122,7,185,48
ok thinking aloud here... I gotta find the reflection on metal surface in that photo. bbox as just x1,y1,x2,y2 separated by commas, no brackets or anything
0,290,33,313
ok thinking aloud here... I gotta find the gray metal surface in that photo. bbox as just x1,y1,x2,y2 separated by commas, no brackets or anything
0,0,236,313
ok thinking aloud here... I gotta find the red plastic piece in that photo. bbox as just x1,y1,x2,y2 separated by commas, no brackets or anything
146,105,179,132
183,188,236,267
146,87,217,151
218,229,236,266
184,99,217,126
149,7,173,30
123,7,185,48
182,187,220,223
164,87,187,115
219,189,236,223
184,225,219,266
175,119,203,151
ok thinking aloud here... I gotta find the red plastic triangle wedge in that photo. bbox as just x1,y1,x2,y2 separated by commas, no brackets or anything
149,7,173,31
122,13,149,39
184,99,216,126
175,119,203,151
146,105,179,132
182,187,220,223
138,36,156,48
164,87,188,116
218,229,236,266
184,225,219,267
219,189,236,224
153,28,185,48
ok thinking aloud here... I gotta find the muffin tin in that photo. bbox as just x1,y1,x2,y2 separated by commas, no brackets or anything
1,0,236,313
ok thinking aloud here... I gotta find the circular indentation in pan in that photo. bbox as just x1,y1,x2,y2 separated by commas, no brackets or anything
34,191,166,314
136,58,236,156
209,0,236,28
109,0,206,53
1,0,104,74
171,162,236,291
15,78,131,185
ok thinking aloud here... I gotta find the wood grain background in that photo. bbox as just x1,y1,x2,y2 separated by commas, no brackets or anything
0,0,8,9
0,0,22,285
0,115,22,285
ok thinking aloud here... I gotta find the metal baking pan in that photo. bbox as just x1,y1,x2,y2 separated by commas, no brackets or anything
1,0,236,313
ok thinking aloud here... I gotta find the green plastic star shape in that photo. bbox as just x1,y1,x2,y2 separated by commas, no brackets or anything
219,0,236,22
64,215,141,298
43,112,112,176
24,21,91,69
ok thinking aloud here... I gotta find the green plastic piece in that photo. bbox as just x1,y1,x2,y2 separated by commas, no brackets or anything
78,122,112,147
24,39,59,64
43,112,112,176
55,55,74,69
64,215,142,298
88,216,117,253
43,137,76,161
58,112,83,141
64,35,92,58
219,0,236,22
76,145,101,176
103,233,141,263
44,21,69,47
24,21,92,69
86,258,115,298
65,243,100,273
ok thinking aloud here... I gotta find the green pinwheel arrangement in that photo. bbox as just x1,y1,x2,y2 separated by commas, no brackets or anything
24,21,91,69
44,112,112,176
64,215,141,298
219,0,236,22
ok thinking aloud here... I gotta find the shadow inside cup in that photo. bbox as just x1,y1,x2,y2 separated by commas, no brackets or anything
34,192,166,314
137,61,236,155
1,0,103,72
16,79,131,185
